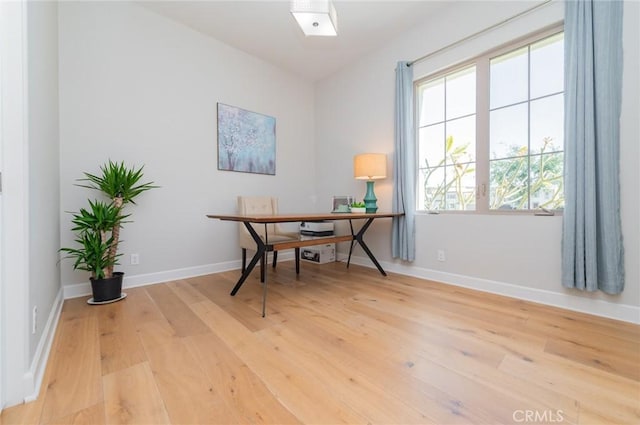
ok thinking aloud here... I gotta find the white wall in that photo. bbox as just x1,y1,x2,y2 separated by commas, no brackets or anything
0,0,62,407
315,0,639,321
0,0,30,408
619,0,640,315
0,0,62,408
28,0,61,366
58,2,317,288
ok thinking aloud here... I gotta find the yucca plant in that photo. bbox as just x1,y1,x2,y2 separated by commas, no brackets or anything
77,160,157,276
60,200,128,280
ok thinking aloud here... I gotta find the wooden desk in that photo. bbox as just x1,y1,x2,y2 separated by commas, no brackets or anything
207,212,402,316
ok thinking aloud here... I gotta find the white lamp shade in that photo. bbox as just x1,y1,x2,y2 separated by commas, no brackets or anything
291,0,338,37
354,153,387,180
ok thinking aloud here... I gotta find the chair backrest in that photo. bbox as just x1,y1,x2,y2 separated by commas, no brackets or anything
237,196,279,239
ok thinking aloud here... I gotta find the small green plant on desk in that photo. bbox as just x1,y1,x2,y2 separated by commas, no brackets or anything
350,201,366,213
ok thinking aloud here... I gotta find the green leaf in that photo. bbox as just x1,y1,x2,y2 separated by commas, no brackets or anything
445,135,454,153
77,160,159,205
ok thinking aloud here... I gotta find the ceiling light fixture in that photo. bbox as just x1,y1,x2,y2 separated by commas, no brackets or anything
290,0,338,37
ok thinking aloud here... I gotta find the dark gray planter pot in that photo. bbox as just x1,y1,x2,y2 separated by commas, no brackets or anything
89,271,124,303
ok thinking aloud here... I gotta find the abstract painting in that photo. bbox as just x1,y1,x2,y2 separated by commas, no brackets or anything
217,103,276,175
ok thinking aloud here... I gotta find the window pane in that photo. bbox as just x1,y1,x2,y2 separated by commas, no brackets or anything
418,124,445,168
444,165,476,210
490,157,529,210
530,152,564,209
531,33,564,99
490,103,528,159
446,66,476,120
417,169,427,210
420,167,445,210
490,46,528,109
446,115,476,165
419,78,444,126
530,94,563,154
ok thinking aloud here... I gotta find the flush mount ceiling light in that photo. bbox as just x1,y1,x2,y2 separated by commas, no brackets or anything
290,0,338,37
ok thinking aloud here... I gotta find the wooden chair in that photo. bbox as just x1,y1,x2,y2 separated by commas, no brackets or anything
237,196,300,281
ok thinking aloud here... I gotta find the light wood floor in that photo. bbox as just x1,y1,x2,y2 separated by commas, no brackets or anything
2,261,639,424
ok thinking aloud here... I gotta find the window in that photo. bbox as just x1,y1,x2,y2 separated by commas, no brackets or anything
417,66,476,211
416,30,564,212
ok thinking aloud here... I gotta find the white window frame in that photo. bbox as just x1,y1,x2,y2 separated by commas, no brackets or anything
415,25,565,215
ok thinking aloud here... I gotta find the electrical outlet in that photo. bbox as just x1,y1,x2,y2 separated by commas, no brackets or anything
437,249,446,262
32,306,37,334
130,253,140,265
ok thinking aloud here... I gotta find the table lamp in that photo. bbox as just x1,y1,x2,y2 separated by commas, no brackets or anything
354,153,387,213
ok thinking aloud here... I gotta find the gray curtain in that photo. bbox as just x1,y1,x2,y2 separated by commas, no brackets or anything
562,0,624,294
392,61,415,261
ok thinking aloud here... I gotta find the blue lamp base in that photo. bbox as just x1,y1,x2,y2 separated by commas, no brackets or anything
363,180,378,213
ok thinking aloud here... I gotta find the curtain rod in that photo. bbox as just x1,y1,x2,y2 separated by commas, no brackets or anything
408,0,554,67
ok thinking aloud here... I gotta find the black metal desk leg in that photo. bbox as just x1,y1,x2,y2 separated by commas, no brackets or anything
347,220,355,268
230,222,266,296
354,218,387,276
262,265,268,317
262,223,269,317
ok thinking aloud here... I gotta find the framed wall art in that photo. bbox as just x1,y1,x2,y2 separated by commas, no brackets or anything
217,103,276,175
332,196,354,212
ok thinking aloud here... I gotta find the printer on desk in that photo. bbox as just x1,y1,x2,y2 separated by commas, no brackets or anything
299,221,336,264
299,221,334,237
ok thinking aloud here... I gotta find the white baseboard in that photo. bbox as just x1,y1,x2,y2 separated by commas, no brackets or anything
23,287,64,403
63,252,639,324
63,251,297,299
340,253,640,324
63,260,240,299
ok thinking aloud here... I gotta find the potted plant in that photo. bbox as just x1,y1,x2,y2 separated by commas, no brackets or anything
350,201,366,213
60,200,129,303
61,160,157,303
77,160,158,278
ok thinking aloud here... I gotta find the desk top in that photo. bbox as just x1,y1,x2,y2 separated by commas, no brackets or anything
206,212,403,223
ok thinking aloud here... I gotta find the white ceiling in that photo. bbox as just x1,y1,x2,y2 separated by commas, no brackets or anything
138,1,449,81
